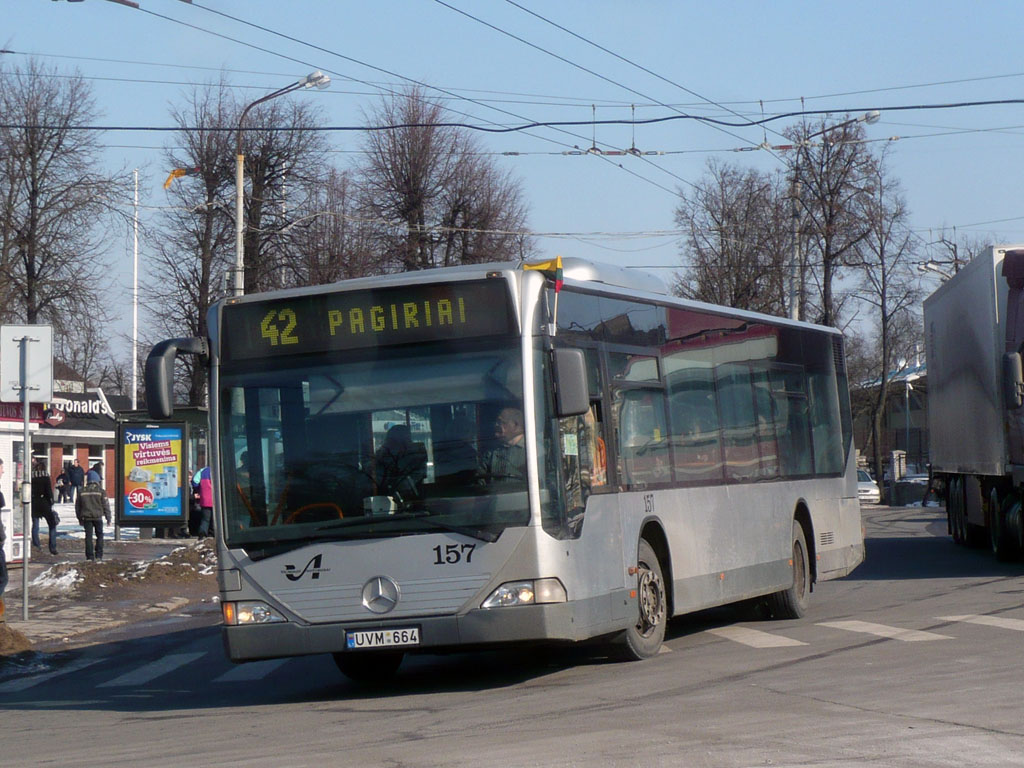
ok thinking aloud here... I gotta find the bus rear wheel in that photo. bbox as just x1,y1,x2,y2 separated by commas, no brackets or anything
612,539,667,661
766,522,810,619
333,651,404,683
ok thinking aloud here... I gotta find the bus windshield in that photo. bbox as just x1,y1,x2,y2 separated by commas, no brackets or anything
219,340,532,548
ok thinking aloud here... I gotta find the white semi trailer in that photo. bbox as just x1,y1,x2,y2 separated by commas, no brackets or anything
924,243,1024,558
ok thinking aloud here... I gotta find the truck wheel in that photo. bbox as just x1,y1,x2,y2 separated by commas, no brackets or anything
766,522,810,619
333,651,404,683
611,538,667,661
989,488,1012,561
949,477,964,545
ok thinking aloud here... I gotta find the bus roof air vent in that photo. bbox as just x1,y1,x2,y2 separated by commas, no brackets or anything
558,257,668,295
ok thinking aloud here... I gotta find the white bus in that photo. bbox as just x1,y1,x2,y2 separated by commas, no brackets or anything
145,258,864,681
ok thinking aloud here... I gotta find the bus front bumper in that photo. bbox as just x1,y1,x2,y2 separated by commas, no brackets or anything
222,601,599,662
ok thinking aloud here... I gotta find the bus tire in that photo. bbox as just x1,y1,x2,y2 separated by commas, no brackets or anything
333,651,404,683
766,522,810,620
612,538,667,661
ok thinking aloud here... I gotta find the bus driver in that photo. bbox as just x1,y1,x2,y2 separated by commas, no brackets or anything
479,407,526,484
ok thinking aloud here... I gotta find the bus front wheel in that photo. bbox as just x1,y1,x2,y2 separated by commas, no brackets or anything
766,522,810,619
612,538,667,661
333,651,404,683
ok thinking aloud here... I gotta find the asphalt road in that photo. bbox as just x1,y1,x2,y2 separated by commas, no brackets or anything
2,504,1023,768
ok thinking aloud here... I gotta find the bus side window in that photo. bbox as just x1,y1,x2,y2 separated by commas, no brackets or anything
615,388,670,488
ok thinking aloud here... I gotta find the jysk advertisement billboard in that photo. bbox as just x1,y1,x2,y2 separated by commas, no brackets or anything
117,422,187,525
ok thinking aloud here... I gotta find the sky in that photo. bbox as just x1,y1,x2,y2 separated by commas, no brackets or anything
5,0,1024,363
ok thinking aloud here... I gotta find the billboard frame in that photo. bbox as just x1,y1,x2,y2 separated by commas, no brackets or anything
116,421,189,526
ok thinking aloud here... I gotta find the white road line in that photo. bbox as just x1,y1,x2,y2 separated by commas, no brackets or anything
939,614,1024,632
707,626,808,648
97,652,205,688
818,620,951,642
213,658,289,682
0,657,103,694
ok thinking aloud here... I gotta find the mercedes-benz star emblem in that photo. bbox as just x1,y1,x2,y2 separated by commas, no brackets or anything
361,576,400,614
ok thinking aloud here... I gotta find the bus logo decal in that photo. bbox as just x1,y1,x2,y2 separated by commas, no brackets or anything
362,576,401,614
282,554,329,581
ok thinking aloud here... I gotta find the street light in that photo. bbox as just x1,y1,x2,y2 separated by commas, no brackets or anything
788,110,881,320
234,70,330,296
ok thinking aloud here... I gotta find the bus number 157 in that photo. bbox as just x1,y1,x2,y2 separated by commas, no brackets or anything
432,544,476,565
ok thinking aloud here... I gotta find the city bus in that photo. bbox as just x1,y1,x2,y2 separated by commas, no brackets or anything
145,257,864,681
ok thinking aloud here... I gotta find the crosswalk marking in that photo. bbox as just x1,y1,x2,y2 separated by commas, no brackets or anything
98,652,205,688
213,658,289,682
707,626,807,648
939,614,1024,632
817,620,951,642
0,657,103,694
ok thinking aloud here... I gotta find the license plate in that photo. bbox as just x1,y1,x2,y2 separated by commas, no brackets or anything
346,627,420,650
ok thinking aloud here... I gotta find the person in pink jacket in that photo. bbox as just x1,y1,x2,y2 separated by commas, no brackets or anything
192,466,213,537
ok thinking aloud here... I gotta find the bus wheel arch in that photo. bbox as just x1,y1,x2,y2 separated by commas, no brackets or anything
766,513,812,620
793,503,817,590
639,521,673,618
611,525,670,661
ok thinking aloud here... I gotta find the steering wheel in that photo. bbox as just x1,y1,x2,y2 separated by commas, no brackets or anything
283,502,344,525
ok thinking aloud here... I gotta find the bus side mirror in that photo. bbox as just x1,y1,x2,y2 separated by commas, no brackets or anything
1004,352,1024,410
145,337,210,419
554,348,589,417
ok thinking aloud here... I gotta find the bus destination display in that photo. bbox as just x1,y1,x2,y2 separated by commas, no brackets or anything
221,280,514,361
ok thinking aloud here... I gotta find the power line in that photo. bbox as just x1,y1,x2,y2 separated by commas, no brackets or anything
500,0,788,148
433,0,765,153
7,97,1022,134
176,2,686,197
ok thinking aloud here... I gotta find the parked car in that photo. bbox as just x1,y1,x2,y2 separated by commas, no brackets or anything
858,469,881,504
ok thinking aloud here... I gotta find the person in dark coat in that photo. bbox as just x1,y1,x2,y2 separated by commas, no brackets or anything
31,459,59,555
55,466,71,504
75,478,111,561
68,459,85,503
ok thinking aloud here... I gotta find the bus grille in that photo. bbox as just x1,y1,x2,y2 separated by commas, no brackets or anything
271,573,493,623
819,531,835,547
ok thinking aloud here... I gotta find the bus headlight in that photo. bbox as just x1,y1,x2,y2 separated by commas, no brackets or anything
481,578,567,609
223,600,286,626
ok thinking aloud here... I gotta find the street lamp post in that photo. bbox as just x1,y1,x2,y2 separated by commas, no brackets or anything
788,110,881,320
234,70,330,297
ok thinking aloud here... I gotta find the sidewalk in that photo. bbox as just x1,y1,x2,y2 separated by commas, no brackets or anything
2,515,219,654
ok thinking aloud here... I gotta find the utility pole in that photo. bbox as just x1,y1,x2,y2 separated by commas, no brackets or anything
789,175,802,321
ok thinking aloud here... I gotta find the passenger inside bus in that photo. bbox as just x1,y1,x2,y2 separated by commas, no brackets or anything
374,424,427,499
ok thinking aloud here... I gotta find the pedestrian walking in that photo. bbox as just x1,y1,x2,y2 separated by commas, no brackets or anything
86,461,103,485
55,466,71,504
31,459,59,555
75,477,111,561
68,459,85,503
195,466,213,537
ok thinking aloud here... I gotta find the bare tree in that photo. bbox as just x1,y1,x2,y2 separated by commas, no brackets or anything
149,83,237,405
673,160,790,314
788,118,879,326
851,157,921,482
0,59,126,337
240,97,329,293
358,86,532,271
284,168,384,285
